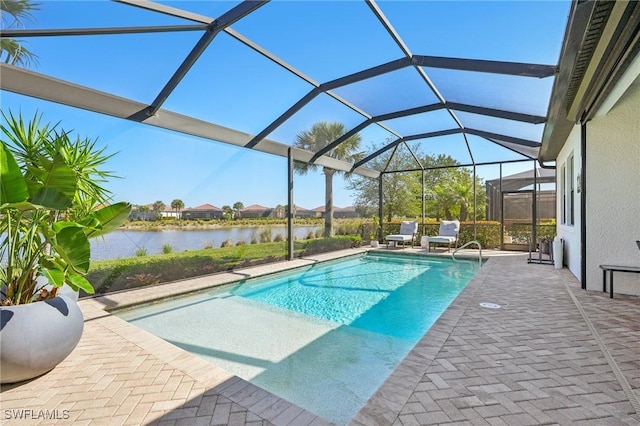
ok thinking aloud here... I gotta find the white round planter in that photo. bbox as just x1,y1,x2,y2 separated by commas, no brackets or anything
0,295,84,384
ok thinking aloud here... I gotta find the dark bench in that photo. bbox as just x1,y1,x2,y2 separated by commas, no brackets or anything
600,264,640,298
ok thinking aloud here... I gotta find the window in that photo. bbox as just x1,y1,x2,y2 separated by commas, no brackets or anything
568,154,574,226
560,163,566,224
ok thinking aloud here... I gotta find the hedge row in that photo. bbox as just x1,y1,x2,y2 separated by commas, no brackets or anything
379,221,556,249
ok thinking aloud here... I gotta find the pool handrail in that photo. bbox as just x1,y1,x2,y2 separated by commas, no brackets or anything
452,240,482,267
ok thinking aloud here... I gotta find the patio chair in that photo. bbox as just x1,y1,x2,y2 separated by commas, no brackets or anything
385,221,418,249
426,220,460,252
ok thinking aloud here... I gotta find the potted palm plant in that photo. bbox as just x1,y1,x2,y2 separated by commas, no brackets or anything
0,112,131,383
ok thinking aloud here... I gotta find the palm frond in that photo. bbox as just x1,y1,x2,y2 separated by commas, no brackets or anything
1,0,40,27
293,121,362,174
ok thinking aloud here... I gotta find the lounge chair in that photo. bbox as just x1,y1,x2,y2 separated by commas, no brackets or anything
426,220,460,252
385,221,418,249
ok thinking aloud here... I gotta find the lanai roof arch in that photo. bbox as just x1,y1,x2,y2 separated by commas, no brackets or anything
0,0,571,175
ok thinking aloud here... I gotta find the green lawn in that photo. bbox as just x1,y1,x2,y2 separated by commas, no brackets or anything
86,236,360,295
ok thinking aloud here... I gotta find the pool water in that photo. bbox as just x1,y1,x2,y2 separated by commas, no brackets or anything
117,253,479,425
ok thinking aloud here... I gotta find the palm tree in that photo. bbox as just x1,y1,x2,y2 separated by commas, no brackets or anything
170,199,184,219
1,0,39,67
294,121,362,237
232,201,244,219
138,205,150,221
221,205,233,220
152,200,165,220
2,110,118,220
452,180,473,222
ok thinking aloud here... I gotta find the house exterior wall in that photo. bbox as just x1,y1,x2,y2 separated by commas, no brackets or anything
295,211,315,218
161,211,181,219
556,126,582,280
241,210,273,218
182,210,223,219
584,76,640,295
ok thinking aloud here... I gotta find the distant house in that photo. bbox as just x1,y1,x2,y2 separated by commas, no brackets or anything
129,201,184,220
312,206,325,218
241,204,273,218
181,203,223,220
161,206,183,219
311,205,359,219
129,204,152,221
294,205,315,218
158,202,183,219
334,205,359,218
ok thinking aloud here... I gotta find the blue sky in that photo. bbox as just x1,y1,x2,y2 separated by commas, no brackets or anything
1,1,570,210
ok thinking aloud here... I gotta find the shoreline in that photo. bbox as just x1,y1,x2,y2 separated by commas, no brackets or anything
119,218,347,231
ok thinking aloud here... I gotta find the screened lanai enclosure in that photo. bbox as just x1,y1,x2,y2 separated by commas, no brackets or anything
486,167,556,251
1,0,571,266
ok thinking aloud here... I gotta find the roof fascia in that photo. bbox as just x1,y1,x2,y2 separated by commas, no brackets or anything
540,1,640,161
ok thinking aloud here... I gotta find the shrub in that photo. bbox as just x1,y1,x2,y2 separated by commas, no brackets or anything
349,235,362,248
86,237,361,295
334,219,360,236
125,273,161,288
220,239,234,248
236,240,247,246
301,236,354,256
381,220,502,249
259,227,272,243
135,247,147,257
162,243,173,254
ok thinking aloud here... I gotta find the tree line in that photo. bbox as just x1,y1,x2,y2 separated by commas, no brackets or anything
347,142,486,222
293,122,487,235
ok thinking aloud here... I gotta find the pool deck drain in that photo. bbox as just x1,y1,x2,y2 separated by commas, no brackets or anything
1,248,639,425
479,302,501,309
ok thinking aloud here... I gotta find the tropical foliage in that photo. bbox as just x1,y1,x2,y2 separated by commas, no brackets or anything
221,205,233,220
152,200,165,218
348,142,486,222
0,112,131,305
0,0,39,66
232,201,244,219
170,199,184,217
294,121,362,237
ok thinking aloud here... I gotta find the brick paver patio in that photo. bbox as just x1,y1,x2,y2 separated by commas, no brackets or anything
1,250,639,425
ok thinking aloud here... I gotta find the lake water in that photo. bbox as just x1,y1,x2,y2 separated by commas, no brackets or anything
90,226,321,260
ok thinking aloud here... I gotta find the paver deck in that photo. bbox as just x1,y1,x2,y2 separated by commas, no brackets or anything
1,250,639,425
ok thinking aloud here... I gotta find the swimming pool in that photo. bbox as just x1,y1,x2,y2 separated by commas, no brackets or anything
117,252,479,425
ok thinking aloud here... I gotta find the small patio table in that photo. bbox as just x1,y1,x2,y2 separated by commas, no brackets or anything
600,264,640,298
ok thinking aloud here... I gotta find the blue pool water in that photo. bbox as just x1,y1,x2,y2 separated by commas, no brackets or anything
117,253,479,425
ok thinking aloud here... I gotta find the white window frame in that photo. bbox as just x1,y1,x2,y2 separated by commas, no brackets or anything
560,163,566,225
568,154,574,226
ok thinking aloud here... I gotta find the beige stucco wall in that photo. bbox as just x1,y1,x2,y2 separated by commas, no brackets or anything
585,76,640,295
